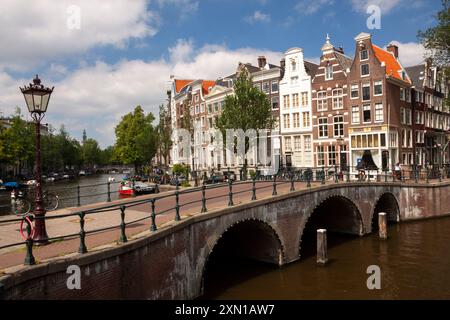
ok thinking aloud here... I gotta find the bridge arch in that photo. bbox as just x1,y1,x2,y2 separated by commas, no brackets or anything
372,192,400,231
199,218,285,297
299,194,364,258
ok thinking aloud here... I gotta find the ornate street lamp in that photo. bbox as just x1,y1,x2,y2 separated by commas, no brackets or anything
20,75,54,244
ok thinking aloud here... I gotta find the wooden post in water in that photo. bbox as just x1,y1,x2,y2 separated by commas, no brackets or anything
378,212,388,240
317,229,328,265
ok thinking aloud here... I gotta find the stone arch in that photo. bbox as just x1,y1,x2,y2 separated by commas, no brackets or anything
299,194,364,257
371,192,400,231
199,218,285,297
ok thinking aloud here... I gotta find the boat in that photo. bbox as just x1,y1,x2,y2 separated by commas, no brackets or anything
118,180,134,196
108,176,116,182
118,180,156,196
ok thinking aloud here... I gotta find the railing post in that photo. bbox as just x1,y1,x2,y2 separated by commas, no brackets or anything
201,183,208,213
77,185,81,207
175,190,180,221
228,179,234,206
272,175,277,196
107,182,111,202
290,173,295,192
251,176,257,200
150,199,157,231
24,218,35,266
119,205,127,243
176,178,179,191
78,211,87,254
321,166,325,185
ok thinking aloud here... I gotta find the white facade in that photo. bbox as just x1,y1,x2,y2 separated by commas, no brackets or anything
279,48,313,168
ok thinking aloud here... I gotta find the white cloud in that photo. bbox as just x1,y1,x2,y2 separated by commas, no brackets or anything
0,0,157,71
0,40,282,147
295,0,334,15
384,41,427,67
156,0,199,19
245,11,271,24
350,0,402,14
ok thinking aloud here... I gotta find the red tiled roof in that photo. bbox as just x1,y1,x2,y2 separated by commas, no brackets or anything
175,79,194,93
202,80,216,95
372,45,411,84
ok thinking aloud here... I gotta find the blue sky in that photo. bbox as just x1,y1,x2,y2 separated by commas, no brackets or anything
0,0,443,147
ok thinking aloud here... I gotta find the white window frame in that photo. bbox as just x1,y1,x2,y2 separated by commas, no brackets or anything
374,81,383,96
352,106,360,124
375,103,383,122
351,84,359,99
361,63,370,77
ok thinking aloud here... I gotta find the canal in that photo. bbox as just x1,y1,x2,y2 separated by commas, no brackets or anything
201,217,450,299
0,173,124,216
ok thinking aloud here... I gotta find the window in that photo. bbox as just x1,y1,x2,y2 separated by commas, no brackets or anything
400,88,405,101
405,88,411,102
293,113,300,128
352,106,360,124
328,145,337,166
271,80,279,93
201,103,205,113
208,118,213,128
325,63,333,80
400,108,405,124
291,60,297,72
304,135,311,151
351,85,359,99
195,105,200,114
374,81,383,96
294,136,301,150
262,82,270,94
375,103,383,122
318,118,328,138
361,64,370,76
363,105,371,123
317,91,327,111
333,116,344,137
207,104,212,113
292,93,299,107
332,89,343,109
283,114,290,129
302,112,310,127
272,96,279,109
283,95,290,108
405,109,412,125
195,95,199,102
254,83,261,91
291,76,299,85
284,136,291,150
301,92,308,107
317,146,325,166
362,83,371,101
360,49,368,61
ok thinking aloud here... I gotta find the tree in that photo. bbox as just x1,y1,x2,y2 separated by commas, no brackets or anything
215,68,274,173
418,0,450,69
81,138,102,169
156,104,173,168
114,106,158,173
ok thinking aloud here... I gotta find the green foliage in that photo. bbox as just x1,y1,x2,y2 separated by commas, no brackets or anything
181,181,191,188
156,105,173,167
114,106,158,173
249,170,256,179
81,138,102,168
418,0,450,68
173,163,189,177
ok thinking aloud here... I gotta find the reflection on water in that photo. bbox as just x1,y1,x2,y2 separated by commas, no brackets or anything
0,174,123,215
201,217,450,300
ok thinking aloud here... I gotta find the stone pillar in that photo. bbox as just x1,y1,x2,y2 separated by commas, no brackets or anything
317,229,328,265
378,212,387,239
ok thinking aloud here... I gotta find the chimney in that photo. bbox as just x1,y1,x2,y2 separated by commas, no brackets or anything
258,56,267,69
335,46,344,54
387,43,399,59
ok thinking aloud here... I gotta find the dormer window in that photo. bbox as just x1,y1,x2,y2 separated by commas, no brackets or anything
291,59,297,72
325,63,333,80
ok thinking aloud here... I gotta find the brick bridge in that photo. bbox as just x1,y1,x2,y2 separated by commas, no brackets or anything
1,181,449,299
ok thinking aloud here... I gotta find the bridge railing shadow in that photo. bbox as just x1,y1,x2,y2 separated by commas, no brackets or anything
0,165,447,266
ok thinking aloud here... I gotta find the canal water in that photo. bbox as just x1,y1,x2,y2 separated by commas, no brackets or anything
202,217,450,299
0,173,124,216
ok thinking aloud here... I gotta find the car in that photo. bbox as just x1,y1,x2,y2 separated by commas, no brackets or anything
133,182,156,195
170,175,187,186
204,173,225,184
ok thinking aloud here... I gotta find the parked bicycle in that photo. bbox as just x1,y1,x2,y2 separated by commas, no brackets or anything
11,188,59,216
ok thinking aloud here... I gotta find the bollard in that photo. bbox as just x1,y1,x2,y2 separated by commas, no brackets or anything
77,185,81,207
78,211,87,254
290,174,295,192
24,219,35,266
378,212,388,240
119,206,127,243
228,179,234,206
201,183,207,213
272,175,277,196
317,229,328,265
384,170,388,182
252,176,257,200
150,199,157,231
107,182,111,202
